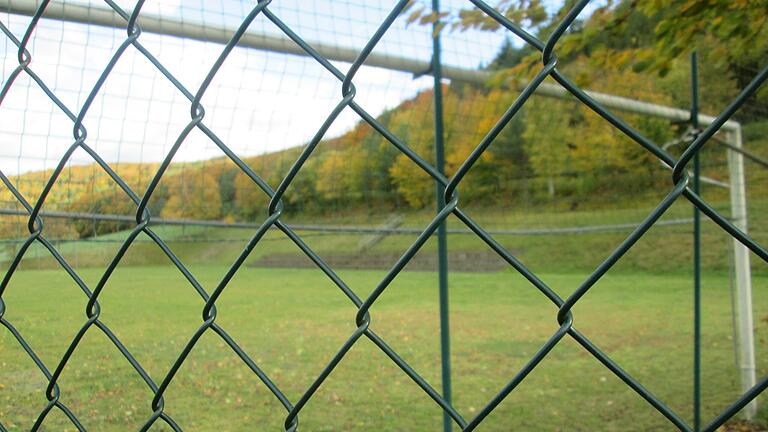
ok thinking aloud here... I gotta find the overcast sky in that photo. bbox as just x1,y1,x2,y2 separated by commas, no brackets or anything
0,1,496,175
0,1,585,175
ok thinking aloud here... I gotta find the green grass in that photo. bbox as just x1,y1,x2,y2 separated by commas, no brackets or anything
1,265,766,431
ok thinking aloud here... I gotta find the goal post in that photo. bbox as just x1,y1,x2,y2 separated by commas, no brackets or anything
727,126,757,419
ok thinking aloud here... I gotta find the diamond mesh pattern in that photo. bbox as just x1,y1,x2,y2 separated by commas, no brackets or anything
0,1,766,430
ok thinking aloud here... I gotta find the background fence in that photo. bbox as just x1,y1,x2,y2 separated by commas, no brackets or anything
0,0,767,431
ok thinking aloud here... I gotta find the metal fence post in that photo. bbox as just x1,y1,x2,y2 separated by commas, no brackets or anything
690,51,702,431
431,1,452,431
727,124,758,420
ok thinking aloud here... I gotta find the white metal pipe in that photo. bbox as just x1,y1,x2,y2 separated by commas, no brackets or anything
727,127,758,420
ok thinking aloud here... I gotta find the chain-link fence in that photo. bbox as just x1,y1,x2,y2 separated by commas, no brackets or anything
1,0,767,431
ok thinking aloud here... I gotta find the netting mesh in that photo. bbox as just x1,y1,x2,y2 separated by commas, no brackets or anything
0,0,766,430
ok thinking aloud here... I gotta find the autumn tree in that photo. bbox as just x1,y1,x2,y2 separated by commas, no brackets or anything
388,91,438,208
68,188,136,238
162,170,222,220
316,150,352,203
521,96,574,199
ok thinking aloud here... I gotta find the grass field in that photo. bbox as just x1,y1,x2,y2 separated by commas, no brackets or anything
1,264,766,431
1,195,766,430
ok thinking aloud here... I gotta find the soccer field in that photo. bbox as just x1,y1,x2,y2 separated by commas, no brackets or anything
1,266,765,431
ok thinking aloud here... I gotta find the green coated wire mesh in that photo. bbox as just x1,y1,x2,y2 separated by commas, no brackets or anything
0,0,766,431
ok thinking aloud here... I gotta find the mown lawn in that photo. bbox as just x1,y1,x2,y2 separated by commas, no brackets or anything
0,265,766,431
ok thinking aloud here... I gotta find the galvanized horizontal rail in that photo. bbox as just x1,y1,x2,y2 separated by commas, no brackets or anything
0,207,706,236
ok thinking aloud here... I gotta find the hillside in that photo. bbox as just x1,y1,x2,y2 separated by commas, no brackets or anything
0,81,693,238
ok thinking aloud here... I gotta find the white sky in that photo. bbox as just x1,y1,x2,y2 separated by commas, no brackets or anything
0,0,572,175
